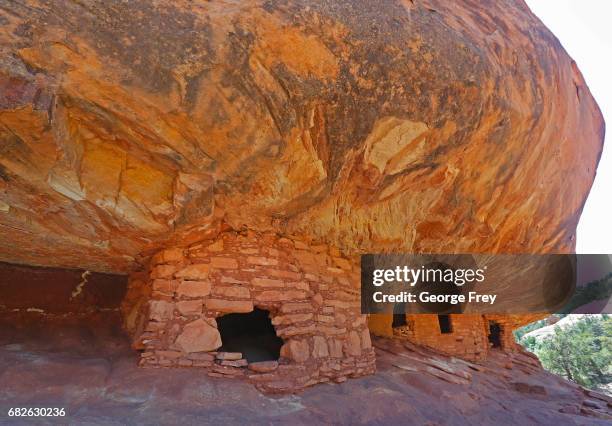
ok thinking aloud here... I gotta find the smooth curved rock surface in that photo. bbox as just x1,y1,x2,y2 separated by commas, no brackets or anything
0,1,604,273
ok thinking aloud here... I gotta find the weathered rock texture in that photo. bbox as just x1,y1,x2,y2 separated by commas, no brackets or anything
122,231,374,392
0,0,604,273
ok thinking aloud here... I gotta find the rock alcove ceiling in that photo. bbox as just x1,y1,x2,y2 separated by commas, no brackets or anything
0,0,603,274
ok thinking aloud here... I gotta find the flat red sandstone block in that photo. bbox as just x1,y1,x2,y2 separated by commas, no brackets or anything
361,328,372,349
176,280,211,297
272,313,314,326
279,324,316,337
247,373,278,382
329,339,344,358
176,299,203,315
255,290,308,302
220,276,247,284
280,339,310,362
280,302,313,313
288,281,310,291
265,269,302,280
212,286,250,298
248,361,279,373
152,279,177,294
211,364,245,376
247,256,278,266
346,331,362,356
239,248,259,255
312,335,330,358
316,315,335,323
325,299,359,309
216,352,242,360
187,352,215,362
210,257,238,269
252,277,284,288
206,298,253,313
220,359,248,368
156,350,182,359
150,264,177,279
175,264,210,280
148,300,174,321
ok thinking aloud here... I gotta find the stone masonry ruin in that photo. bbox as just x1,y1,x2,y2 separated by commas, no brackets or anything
120,227,542,391
368,313,540,362
122,230,375,393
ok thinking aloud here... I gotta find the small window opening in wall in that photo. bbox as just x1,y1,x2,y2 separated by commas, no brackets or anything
216,308,283,362
438,314,452,334
392,302,407,328
488,321,502,348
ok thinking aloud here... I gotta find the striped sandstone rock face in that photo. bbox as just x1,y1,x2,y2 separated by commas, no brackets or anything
0,0,603,273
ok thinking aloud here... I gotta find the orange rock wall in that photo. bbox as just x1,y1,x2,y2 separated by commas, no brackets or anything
0,1,604,273
122,231,375,392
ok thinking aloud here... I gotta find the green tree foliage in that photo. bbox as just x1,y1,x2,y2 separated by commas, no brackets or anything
559,272,612,314
513,318,548,341
521,335,538,353
518,315,611,389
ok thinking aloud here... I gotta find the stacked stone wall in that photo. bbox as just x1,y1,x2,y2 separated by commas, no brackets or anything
368,314,490,361
122,230,375,392
407,314,489,361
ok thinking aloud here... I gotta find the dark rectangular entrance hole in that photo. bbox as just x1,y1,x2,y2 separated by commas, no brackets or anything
216,308,283,363
392,302,407,328
488,321,502,348
438,314,452,334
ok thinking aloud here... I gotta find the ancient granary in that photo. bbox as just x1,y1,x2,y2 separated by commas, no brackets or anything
0,1,604,393
121,228,541,392
122,231,376,392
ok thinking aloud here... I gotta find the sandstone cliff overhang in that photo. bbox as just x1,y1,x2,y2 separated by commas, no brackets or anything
0,0,605,273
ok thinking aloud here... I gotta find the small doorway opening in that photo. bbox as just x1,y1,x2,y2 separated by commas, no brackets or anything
217,308,283,362
392,302,407,328
438,314,452,334
488,321,502,348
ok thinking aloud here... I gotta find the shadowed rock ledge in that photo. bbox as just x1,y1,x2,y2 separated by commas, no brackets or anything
1,314,610,424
